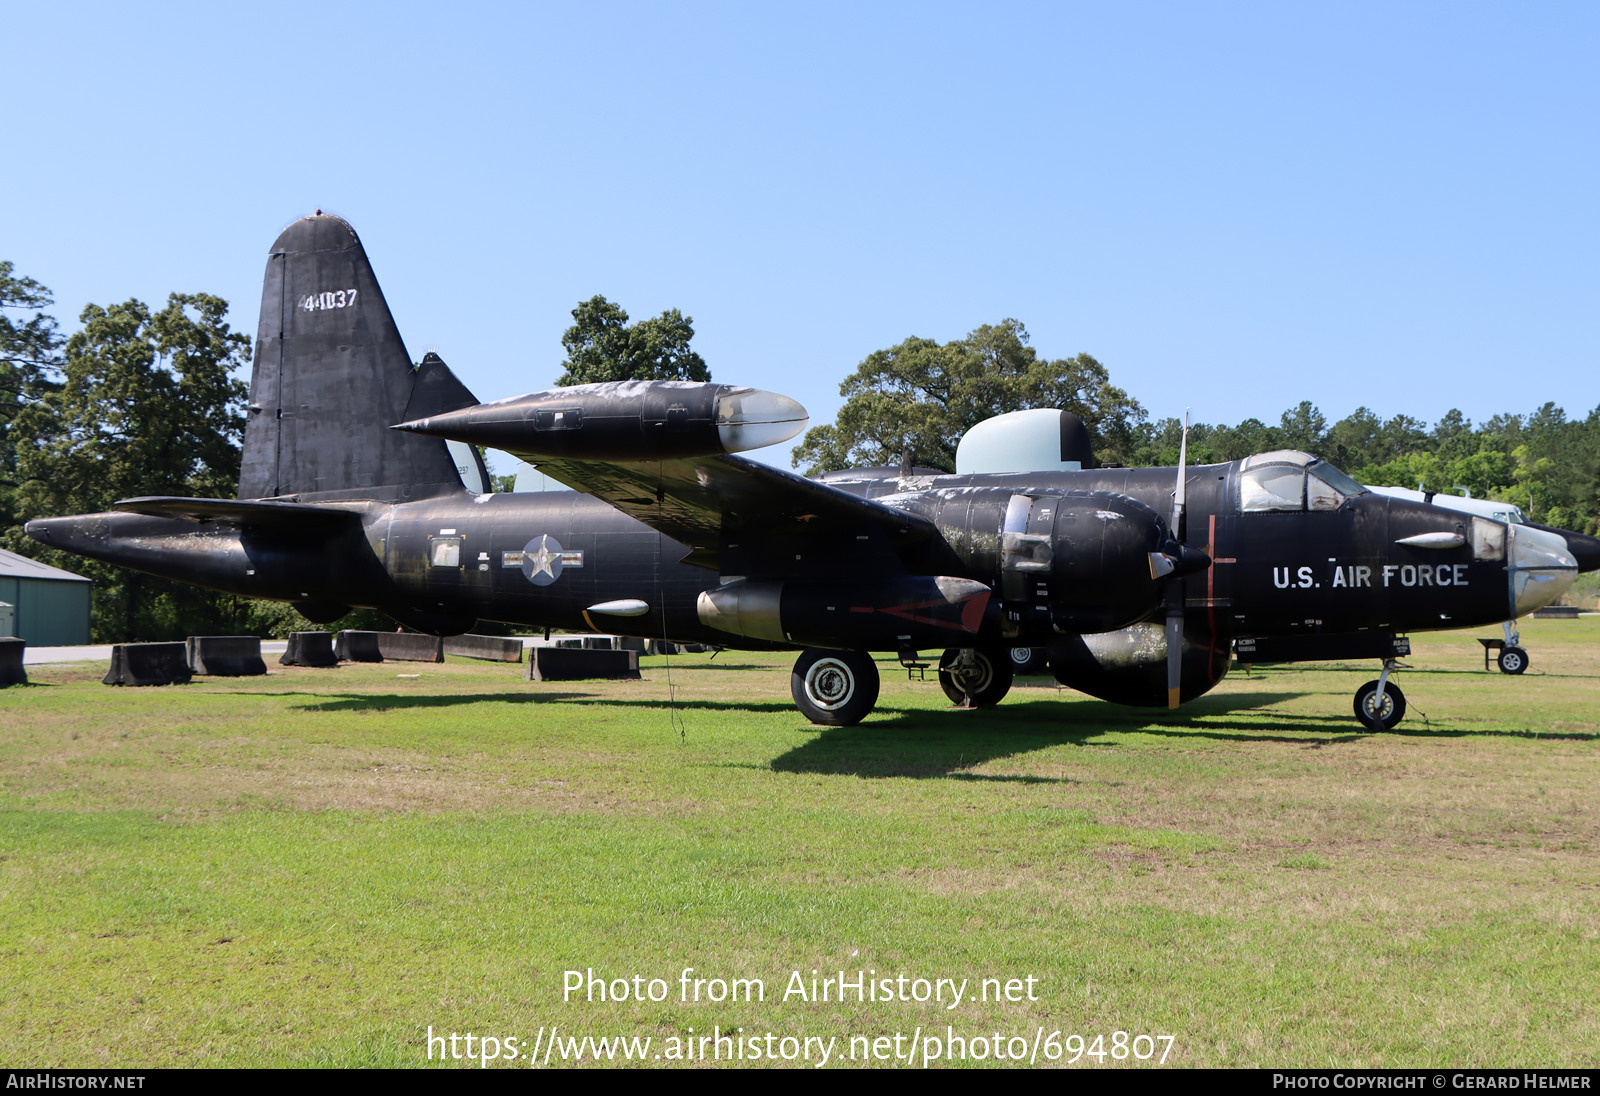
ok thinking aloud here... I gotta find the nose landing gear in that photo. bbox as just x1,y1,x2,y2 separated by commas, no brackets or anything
1354,658,1407,731
1497,645,1529,675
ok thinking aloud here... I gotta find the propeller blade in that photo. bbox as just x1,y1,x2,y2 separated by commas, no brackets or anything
1170,408,1189,534
1166,604,1184,709
1166,409,1191,710
1149,552,1176,580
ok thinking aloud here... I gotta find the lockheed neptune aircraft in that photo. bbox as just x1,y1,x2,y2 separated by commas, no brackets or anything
26,215,1599,729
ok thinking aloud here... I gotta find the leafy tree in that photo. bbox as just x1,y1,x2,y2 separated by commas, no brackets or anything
8,293,251,640
1357,450,1448,492
792,319,1145,475
1430,409,1477,462
1275,401,1328,454
1,261,63,531
556,295,709,385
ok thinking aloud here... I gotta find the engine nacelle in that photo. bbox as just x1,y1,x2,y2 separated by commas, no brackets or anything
697,575,990,650
1048,617,1230,707
900,488,1209,638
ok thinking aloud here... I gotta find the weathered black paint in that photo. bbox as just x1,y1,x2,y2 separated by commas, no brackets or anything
24,213,1591,726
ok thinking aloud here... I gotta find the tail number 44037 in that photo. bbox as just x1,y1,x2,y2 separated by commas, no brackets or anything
300,289,359,312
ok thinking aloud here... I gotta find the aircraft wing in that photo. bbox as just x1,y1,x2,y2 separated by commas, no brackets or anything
394,380,939,570
530,453,938,569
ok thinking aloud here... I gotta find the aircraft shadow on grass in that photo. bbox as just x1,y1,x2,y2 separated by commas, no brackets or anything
250,690,592,712
1241,661,1600,680
761,691,1387,779
233,682,1595,762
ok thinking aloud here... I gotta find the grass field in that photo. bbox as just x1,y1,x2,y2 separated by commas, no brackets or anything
3,619,1597,1068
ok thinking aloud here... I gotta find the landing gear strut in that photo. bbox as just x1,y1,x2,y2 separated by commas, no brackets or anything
1353,658,1407,731
938,648,1014,708
791,648,880,726
1498,622,1528,675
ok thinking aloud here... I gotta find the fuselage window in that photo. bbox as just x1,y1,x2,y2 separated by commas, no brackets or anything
429,537,462,567
1241,466,1306,512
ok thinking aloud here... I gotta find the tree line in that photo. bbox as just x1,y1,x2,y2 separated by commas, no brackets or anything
1129,402,1600,534
4,260,1595,641
798,320,1600,536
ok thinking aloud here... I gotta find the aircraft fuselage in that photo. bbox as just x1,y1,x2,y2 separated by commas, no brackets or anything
29,458,1561,654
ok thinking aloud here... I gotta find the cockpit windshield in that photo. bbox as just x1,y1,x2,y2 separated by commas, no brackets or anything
1240,454,1367,513
1308,460,1366,499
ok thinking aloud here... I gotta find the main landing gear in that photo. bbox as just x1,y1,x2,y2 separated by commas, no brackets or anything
787,646,1019,726
790,648,880,726
937,648,1014,709
1353,658,1407,731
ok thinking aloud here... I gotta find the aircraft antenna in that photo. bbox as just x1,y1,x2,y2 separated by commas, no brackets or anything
653,459,688,744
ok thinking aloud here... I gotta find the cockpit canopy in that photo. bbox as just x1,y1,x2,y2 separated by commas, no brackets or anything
1239,450,1367,513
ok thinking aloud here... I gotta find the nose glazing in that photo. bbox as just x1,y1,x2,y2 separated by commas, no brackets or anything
1507,524,1579,617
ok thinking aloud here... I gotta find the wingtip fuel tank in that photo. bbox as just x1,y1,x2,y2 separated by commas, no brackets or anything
394,381,807,460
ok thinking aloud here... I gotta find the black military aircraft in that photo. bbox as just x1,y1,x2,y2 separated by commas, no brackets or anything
26,214,1599,730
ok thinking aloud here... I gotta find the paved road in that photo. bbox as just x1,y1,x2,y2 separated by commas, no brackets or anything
24,640,290,666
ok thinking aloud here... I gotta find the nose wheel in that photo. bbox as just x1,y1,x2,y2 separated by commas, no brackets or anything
1497,646,1528,675
938,648,1014,708
1353,659,1407,730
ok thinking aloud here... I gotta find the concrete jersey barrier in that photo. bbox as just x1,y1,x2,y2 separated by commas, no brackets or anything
443,634,525,662
527,647,641,681
335,631,444,663
186,635,268,676
104,642,191,686
280,631,338,667
0,637,25,687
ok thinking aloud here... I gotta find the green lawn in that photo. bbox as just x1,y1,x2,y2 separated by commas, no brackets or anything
3,619,1597,1067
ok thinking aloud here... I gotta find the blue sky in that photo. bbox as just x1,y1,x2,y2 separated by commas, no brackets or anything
6,2,1597,472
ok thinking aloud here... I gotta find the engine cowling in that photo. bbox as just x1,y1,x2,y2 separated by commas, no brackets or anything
900,487,1209,639
1048,616,1231,707
697,575,990,650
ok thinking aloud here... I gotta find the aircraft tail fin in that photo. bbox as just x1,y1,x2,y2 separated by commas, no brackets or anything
238,213,475,500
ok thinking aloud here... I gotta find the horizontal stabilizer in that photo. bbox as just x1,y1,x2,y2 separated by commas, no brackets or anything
403,352,491,494
114,496,360,529
403,351,481,421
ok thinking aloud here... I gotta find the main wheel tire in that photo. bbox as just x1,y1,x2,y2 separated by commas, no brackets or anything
1353,680,1407,731
1497,646,1529,675
938,648,1015,708
1007,646,1049,675
790,649,880,726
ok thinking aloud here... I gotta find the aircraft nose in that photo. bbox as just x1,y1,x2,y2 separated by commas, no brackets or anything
1507,524,1579,617
1555,529,1600,573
